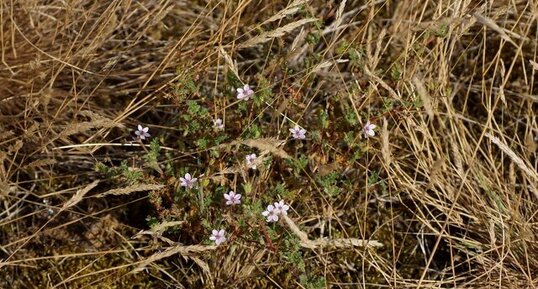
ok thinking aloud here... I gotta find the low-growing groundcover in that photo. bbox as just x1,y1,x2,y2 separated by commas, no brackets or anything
1,0,538,288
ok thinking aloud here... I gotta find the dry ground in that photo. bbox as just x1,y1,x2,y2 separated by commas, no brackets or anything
1,0,538,288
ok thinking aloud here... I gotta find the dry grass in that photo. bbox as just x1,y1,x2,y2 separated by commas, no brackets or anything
1,0,537,288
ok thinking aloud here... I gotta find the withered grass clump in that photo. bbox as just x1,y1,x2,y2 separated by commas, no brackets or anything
1,0,537,288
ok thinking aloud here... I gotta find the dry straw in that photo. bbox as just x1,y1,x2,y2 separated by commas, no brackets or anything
94,184,165,198
485,133,538,183
62,180,100,210
240,18,318,48
241,138,291,159
282,215,383,249
134,244,216,273
261,0,307,25
485,133,538,197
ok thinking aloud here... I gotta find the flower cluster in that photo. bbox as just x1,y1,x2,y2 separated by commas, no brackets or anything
133,85,378,248
262,200,290,223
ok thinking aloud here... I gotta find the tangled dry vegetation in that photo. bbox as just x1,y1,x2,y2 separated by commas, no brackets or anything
1,0,538,288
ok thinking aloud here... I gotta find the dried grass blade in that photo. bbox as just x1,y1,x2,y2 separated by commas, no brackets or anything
218,47,239,80
59,119,120,138
148,220,184,234
95,184,165,198
473,12,517,46
310,60,333,74
242,138,291,159
282,215,383,249
134,244,216,272
23,159,57,169
486,133,538,193
136,220,185,241
412,76,434,118
240,18,318,48
262,0,307,25
530,60,538,70
62,180,99,210
363,65,400,100
330,0,347,31
381,117,391,166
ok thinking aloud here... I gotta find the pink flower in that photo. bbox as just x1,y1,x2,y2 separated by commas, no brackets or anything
179,173,197,189
289,125,306,140
262,204,279,222
213,118,224,130
363,121,376,138
135,125,150,140
209,229,226,245
246,153,257,170
273,200,289,215
224,191,241,205
236,84,254,101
